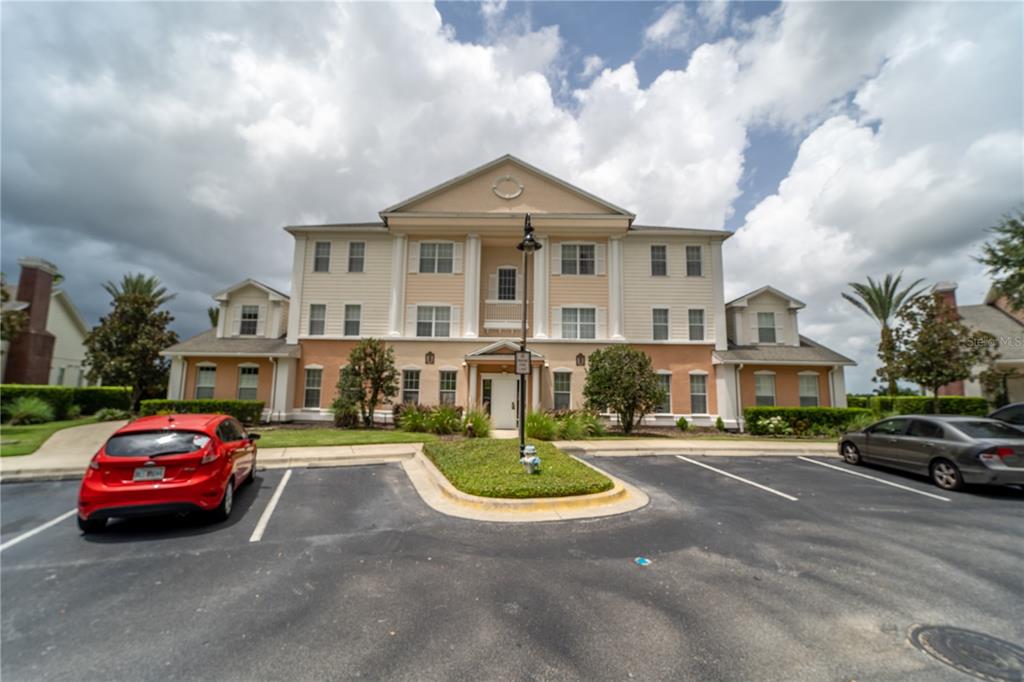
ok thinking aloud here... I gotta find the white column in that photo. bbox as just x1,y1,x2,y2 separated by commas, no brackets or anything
167,357,185,399
286,235,307,344
711,240,728,351
533,235,549,338
463,234,481,337
388,234,408,336
831,367,848,407
531,365,541,411
274,358,297,421
715,364,737,427
468,364,478,408
608,236,624,339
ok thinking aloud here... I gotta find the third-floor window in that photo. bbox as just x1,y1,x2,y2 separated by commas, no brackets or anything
419,243,454,274
651,245,668,276
561,244,595,275
313,242,331,272
348,242,365,273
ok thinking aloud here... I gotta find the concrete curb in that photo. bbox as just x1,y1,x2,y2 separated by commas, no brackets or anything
556,440,839,458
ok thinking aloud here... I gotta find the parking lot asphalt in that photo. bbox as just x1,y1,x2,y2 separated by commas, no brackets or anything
1,455,1021,681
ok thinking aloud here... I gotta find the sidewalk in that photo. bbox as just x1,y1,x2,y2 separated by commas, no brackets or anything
0,420,128,482
555,438,838,457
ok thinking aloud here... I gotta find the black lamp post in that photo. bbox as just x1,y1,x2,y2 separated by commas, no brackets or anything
515,214,541,458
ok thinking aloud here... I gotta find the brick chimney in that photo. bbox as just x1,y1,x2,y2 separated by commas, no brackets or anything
5,257,59,384
932,281,958,311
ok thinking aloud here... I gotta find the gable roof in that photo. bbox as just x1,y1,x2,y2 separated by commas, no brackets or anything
379,154,635,220
726,285,806,309
465,339,544,359
212,279,289,303
50,290,89,337
714,335,855,366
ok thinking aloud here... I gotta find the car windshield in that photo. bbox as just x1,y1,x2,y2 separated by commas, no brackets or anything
104,430,211,457
952,421,1024,440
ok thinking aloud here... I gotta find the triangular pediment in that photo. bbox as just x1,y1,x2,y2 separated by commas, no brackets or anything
381,155,634,218
466,339,544,359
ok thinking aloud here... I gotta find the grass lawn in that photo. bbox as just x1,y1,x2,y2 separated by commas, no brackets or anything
256,428,437,449
1,417,101,457
423,439,613,498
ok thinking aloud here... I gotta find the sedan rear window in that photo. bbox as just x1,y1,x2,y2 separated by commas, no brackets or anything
952,421,1024,440
105,431,211,457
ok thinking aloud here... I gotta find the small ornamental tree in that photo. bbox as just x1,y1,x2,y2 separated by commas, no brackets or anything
977,210,1024,312
891,293,996,413
330,365,363,428
583,345,664,434
347,338,399,427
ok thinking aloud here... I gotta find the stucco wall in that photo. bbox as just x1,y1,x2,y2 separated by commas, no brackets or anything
182,357,275,403
737,365,834,409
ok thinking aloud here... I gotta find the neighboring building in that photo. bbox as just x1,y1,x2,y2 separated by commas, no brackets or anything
935,282,1024,403
162,155,853,427
1,257,92,387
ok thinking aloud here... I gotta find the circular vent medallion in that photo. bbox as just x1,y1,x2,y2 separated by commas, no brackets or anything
492,175,524,200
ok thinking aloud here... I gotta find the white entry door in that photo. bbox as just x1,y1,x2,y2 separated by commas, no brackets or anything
487,375,518,429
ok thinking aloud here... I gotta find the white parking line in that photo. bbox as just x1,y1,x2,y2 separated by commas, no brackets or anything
796,457,951,502
676,456,798,501
249,469,292,542
0,509,77,553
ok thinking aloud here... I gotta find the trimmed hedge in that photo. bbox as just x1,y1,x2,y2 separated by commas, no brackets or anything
744,406,872,437
1,384,131,419
139,399,265,424
868,395,988,416
846,395,869,409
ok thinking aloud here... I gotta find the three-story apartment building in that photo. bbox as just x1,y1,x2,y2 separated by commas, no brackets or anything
163,155,853,428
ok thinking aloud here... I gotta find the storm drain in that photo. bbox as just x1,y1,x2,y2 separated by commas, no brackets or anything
908,625,1024,681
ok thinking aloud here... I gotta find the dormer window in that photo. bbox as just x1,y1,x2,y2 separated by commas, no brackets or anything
239,305,259,336
757,312,777,343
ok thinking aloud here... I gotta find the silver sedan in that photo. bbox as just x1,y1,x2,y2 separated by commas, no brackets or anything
838,415,1024,491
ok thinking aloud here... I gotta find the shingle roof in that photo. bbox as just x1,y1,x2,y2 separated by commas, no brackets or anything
957,304,1024,361
714,335,855,366
162,329,299,357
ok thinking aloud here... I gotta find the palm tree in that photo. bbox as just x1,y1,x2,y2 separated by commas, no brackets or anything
102,273,175,307
843,272,927,395
207,307,219,328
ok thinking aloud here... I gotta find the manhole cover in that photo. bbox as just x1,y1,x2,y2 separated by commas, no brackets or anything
908,625,1024,681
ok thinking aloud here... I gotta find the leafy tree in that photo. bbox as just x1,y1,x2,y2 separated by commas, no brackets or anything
842,272,927,396
347,338,399,428
330,365,363,428
891,293,996,413
85,290,179,411
207,307,219,328
977,210,1024,312
103,273,176,307
979,365,1021,409
583,345,663,434
1,274,28,342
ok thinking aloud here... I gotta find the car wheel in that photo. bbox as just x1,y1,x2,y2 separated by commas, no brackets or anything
841,441,862,465
77,516,106,534
211,478,235,522
244,456,256,486
930,459,963,491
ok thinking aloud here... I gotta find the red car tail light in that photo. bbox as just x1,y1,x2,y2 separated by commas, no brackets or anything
199,448,219,465
979,447,1014,464
89,455,100,470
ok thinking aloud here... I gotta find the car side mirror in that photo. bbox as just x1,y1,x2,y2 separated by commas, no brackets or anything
248,433,261,441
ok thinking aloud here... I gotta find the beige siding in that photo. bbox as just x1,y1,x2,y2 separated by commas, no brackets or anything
548,238,609,337
46,295,88,386
299,234,392,338
405,237,467,309
736,291,799,346
621,235,716,342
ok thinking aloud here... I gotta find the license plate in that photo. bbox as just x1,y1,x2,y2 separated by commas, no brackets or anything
133,466,165,482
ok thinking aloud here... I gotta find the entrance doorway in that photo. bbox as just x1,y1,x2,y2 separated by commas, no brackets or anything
483,374,518,429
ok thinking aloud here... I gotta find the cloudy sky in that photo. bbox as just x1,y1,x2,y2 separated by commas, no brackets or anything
2,1,1021,391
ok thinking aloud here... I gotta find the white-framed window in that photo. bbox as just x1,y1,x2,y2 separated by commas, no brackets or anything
304,367,322,408
309,304,326,336
344,304,361,336
313,241,331,272
416,306,451,337
755,373,776,407
561,243,596,275
757,312,777,343
655,373,672,413
498,267,517,301
237,366,259,401
799,374,820,407
652,308,669,340
239,305,259,336
561,307,596,340
195,365,216,399
690,374,708,414
650,245,668,276
439,370,457,405
553,371,572,411
402,369,420,404
685,245,703,277
688,309,705,341
419,242,454,274
348,241,365,273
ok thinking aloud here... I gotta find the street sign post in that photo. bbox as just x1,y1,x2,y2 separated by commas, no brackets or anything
514,350,531,375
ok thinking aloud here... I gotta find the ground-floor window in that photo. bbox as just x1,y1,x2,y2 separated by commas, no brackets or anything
690,374,708,414
482,378,492,415
439,370,457,405
403,369,421,404
655,373,672,413
799,374,820,407
755,373,776,407
304,368,322,408
196,365,216,399
553,371,572,410
238,366,259,401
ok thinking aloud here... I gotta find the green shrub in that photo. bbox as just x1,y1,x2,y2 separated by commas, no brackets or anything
867,395,988,416
843,410,887,433
7,396,55,425
574,411,605,437
428,405,462,435
72,387,132,414
715,416,726,431
526,411,558,441
0,384,131,418
463,410,491,438
66,405,82,420
1,385,74,419
139,399,264,424
744,407,872,437
95,407,132,421
846,395,870,409
557,412,589,440
398,404,431,433
676,416,689,431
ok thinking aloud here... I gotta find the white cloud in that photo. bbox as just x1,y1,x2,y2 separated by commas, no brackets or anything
580,54,605,79
644,4,690,50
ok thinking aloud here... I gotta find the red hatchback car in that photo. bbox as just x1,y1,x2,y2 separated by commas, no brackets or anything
77,414,259,533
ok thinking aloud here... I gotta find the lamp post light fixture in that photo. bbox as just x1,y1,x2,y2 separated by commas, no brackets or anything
515,213,541,458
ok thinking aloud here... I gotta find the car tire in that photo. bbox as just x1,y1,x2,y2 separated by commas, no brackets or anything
930,459,964,491
211,478,235,522
244,456,256,486
77,516,106,534
840,441,862,465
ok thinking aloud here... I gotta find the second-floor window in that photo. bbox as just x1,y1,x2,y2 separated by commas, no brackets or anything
420,243,454,273
757,312,777,343
498,268,517,301
685,245,703,277
416,306,450,337
652,308,669,340
651,245,667,276
688,309,705,341
309,304,326,336
239,305,259,336
344,304,361,336
313,242,331,272
562,307,596,340
561,244,595,275
348,242,365,273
